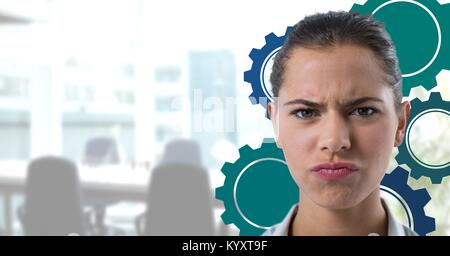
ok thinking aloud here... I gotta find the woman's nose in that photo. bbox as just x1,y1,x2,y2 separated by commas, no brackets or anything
318,113,351,154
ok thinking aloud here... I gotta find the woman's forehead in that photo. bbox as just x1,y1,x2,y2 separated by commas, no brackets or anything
284,45,384,81
279,45,390,103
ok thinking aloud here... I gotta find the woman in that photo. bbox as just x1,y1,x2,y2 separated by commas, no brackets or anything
265,11,414,236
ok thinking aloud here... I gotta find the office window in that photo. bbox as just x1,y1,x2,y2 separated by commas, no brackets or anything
0,75,29,99
114,90,135,105
64,84,95,103
154,66,181,83
155,95,182,112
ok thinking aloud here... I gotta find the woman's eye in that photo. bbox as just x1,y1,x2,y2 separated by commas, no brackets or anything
294,109,316,119
351,107,377,116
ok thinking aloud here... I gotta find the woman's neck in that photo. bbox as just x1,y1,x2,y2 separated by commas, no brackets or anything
290,190,387,236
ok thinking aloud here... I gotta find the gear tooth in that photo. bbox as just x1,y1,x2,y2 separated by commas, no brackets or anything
409,169,423,180
410,96,424,107
220,162,234,175
259,97,270,108
350,4,362,14
248,93,258,104
350,3,364,13
422,77,438,91
442,53,450,69
244,70,252,81
284,26,293,35
262,138,276,145
395,153,407,165
249,48,260,59
415,188,431,205
441,4,450,24
444,61,450,70
429,91,442,102
438,4,450,69
215,186,225,200
220,211,233,225
425,217,436,235
261,139,278,152
239,144,253,155
260,138,286,161
265,32,277,43
393,166,408,181
421,218,436,236
430,175,443,184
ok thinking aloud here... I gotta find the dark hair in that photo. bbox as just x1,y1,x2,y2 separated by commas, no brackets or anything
271,11,402,110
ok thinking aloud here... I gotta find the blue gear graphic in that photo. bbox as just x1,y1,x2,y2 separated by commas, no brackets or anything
215,138,299,235
351,0,450,96
244,27,292,119
381,167,436,235
396,92,450,184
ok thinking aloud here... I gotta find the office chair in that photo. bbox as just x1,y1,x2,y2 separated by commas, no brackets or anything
18,156,93,236
135,139,215,235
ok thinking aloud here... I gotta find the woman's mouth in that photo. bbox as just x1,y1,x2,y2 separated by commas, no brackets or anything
311,162,359,180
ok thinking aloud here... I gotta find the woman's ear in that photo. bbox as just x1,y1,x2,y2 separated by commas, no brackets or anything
268,101,282,148
394,101,411,147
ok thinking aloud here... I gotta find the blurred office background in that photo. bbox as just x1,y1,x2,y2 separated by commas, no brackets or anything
0,0,448,235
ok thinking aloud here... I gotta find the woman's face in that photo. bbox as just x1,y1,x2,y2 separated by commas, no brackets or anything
269,44,409,209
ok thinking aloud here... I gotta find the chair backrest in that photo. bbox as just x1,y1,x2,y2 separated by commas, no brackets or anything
24,156,84,236
160,139,202,167
83,136,120,166
144,163,215,235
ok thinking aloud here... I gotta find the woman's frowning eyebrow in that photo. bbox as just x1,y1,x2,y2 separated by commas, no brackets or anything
346,97,384,107
283,99,322,108
283,97,384,108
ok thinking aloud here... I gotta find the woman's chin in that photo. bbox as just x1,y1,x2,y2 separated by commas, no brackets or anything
312,189,360,209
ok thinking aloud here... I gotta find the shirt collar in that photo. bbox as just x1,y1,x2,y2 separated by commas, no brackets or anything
263,199,418,236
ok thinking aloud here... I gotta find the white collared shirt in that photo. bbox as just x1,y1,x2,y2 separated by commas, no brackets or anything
263,200,418,236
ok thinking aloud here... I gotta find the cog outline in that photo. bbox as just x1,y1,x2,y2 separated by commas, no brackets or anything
215,138,298,235
381,167,436,235
396,91,450,184
351,0,450,96
244,27,292,119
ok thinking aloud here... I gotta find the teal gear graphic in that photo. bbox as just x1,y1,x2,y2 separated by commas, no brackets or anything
244,27,292,119
351,0,450,96
215,138,299,235
396,92,450,184
381,167,436,235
